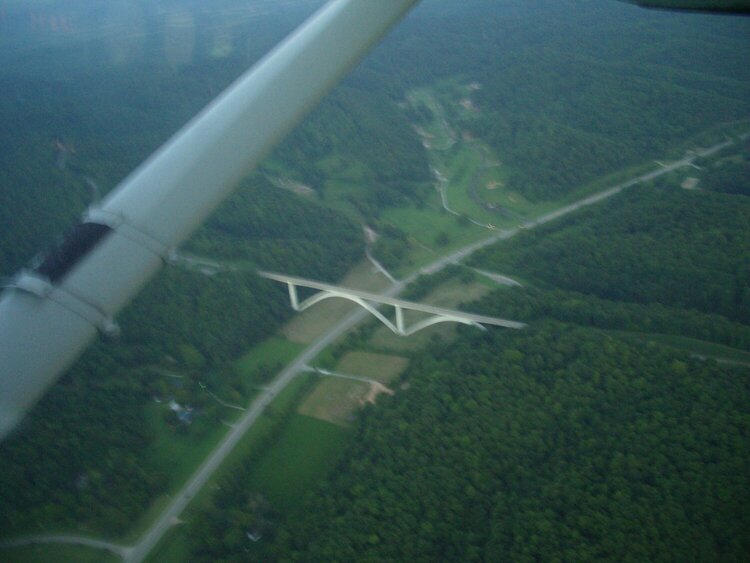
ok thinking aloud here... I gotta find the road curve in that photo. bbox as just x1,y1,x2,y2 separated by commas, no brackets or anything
0,534,132,559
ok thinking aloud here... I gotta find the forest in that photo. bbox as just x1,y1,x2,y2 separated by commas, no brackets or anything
186,155,750,562
357,0,750,207
0,0,748,559
471,183,750,325
251,325,750,562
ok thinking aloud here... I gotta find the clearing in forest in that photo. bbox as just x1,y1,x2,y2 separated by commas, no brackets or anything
298,355,403,425
335,351,409,384
297,378,370,426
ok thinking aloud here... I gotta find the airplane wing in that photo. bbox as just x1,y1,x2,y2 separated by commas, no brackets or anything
0,0,421,441
622,0,750,13
1,0,745,441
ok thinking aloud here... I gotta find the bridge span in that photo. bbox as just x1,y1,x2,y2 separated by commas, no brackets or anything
259,271,525,336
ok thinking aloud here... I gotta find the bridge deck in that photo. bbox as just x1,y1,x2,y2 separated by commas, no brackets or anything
259,271,526,329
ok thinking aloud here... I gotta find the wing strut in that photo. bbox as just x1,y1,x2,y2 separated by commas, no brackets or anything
0,0,421,441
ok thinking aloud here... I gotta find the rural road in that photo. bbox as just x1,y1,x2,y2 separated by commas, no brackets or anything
125,277,410,563
0,534,132,559
5,135,734,563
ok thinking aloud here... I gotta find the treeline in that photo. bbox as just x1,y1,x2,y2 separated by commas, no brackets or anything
472,184,750,325
260,325,750,561
0,348,159,534
470,49,750,200
699,140,750,197
187,175,362,281
473,285,750,352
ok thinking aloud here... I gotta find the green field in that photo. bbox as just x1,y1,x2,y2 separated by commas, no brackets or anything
298,377,370,426
335,351,409,384
123,403,239,541
408,83,563,227
145,374,315,563
407,88,457,151
235,337,306,379
380,205,488,274
115,338,306,542
145,375,347,563
242,414,352,511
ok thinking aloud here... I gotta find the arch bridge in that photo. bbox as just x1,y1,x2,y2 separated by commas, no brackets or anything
259,271,525,337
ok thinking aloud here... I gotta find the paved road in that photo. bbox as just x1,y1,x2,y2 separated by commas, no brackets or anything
303,366,382,386
10,137,733,563
365,247,398,283
0,534,132,559
474,269,522,287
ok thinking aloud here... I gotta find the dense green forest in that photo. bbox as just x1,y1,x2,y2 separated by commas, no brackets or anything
3,0,749,274
186,152,750,561
258,325,750,562
471,183,750,324
1,0,749,559
698,138,750,196
388,0,750,201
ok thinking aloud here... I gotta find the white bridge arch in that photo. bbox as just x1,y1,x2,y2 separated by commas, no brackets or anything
259,271,525,337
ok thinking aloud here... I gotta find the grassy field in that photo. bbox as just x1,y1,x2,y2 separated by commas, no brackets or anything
235,337,306,379
145,373,315,563
421,278,494,308
380,205,488,274
407,88,457,151
298,377,370,426
408,83,560,227
383,82,749,280
388,83,560,272
115,337,306,542
1,545,120,563
369,321,459,353
242,414,352,510
122,403,239,542
335,351,409,384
